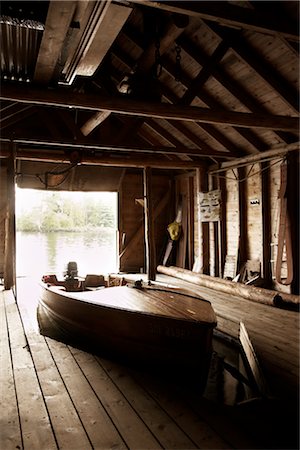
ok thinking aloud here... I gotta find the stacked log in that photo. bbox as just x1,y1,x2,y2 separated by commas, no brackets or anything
157,265,300,308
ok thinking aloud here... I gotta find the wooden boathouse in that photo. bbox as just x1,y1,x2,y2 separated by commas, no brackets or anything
0,1,299,448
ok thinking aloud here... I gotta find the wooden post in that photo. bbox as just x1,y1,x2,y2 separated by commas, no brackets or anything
187,176,194,270
208,173,219,277
238,167,248,271
287,152,300,294
219,175,227,278
4,143,16,291
196,167,209,274
261,161,272,285
143,167,156,281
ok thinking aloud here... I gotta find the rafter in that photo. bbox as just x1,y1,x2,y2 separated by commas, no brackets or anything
162,59,266,153
0,143,206,169
178,35,296,144
120,26,256,156
1,83,298,132
34,1,76,84
131,0,299,41
206,22,299,113
80,12,188,135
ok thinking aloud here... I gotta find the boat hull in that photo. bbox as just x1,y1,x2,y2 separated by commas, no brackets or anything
39,283,216,380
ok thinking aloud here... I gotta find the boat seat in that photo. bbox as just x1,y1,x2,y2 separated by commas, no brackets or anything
84,274,106,288
108,275,126,287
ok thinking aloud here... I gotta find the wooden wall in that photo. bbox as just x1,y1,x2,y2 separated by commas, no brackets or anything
119,171,172,273
0,162,7,277
176,156,299,295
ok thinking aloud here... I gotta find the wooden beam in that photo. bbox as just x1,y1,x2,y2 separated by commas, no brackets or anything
131,0,299,41
120,188,170,261
162,57,266,153
74,2,132,78
121,29,252,156
4,143,16,290
238,166,248,269
207,23,299,113
143,167,156,281
0,146,203,169
261,161,272,284
81,13,187,135
178,35,295,144
0,106,34,130
80,111,111,136
196,166,210,274
0,137,233,159
34,1,76,84
1,83,298,131
209,142,300,173
180,41,229,106
137,17,188,73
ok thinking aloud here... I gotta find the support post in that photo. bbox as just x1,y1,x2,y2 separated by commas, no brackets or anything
238,167,248,271
196,167,209,274
143,167,156,281
261,161,272,285
4,142,16,291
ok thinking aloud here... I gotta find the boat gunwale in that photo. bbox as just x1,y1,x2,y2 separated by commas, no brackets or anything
39,282,217,327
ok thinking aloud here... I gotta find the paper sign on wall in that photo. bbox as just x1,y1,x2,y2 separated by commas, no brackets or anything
199,189,221,222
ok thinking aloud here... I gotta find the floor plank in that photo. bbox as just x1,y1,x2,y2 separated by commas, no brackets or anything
69,346,163,449
3,277,298,449
46,339,128,450
4,289,57,450
0,290,22,450
17,292,93,450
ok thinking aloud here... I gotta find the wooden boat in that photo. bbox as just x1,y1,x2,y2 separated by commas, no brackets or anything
39,270,217,383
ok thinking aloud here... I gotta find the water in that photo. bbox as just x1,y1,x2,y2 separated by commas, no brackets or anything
16,230,118,279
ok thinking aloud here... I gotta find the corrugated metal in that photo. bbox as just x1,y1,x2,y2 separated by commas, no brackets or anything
0,18,43,82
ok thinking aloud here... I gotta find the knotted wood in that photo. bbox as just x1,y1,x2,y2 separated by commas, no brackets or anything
157,265,296,307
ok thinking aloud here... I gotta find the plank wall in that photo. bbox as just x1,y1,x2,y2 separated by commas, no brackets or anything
192,162,289,287
119,171,172,273
0,163,7,277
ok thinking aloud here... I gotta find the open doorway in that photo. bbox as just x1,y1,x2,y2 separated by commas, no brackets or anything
15,188,118,280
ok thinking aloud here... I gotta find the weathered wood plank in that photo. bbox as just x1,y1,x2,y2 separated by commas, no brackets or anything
16,288,93,450
1,83,298,131
131,0,299,41
132,368,233,449
95,356,200,449
69,346,162,449
46,339,127,450
34,1,76,84
0,291,22,450
4,290,57,450
143,167,156,280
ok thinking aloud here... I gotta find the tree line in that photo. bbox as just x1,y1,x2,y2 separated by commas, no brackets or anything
16,192,117,232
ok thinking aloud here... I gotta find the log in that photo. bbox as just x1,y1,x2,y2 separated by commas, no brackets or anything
157,265,283,306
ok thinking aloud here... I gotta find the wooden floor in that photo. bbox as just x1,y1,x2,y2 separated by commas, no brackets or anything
121,273,300,400
1,277,299,450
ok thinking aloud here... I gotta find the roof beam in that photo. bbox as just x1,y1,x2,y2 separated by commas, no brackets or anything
2,83,298,132
80,13,187,135
209,141,300,173
111,41,243,156
132,0,299,41
178,35,296,144
0,144,205,169
72,2,132,79
206,23,299,113
0,137,232,159
34,1,76,84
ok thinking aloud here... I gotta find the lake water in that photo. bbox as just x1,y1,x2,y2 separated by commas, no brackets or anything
16,230,118,279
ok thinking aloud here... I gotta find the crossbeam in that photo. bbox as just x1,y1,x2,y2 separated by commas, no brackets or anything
1,84,298,132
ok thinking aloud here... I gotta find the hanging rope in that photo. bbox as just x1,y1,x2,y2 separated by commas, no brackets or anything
275,160,293,285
